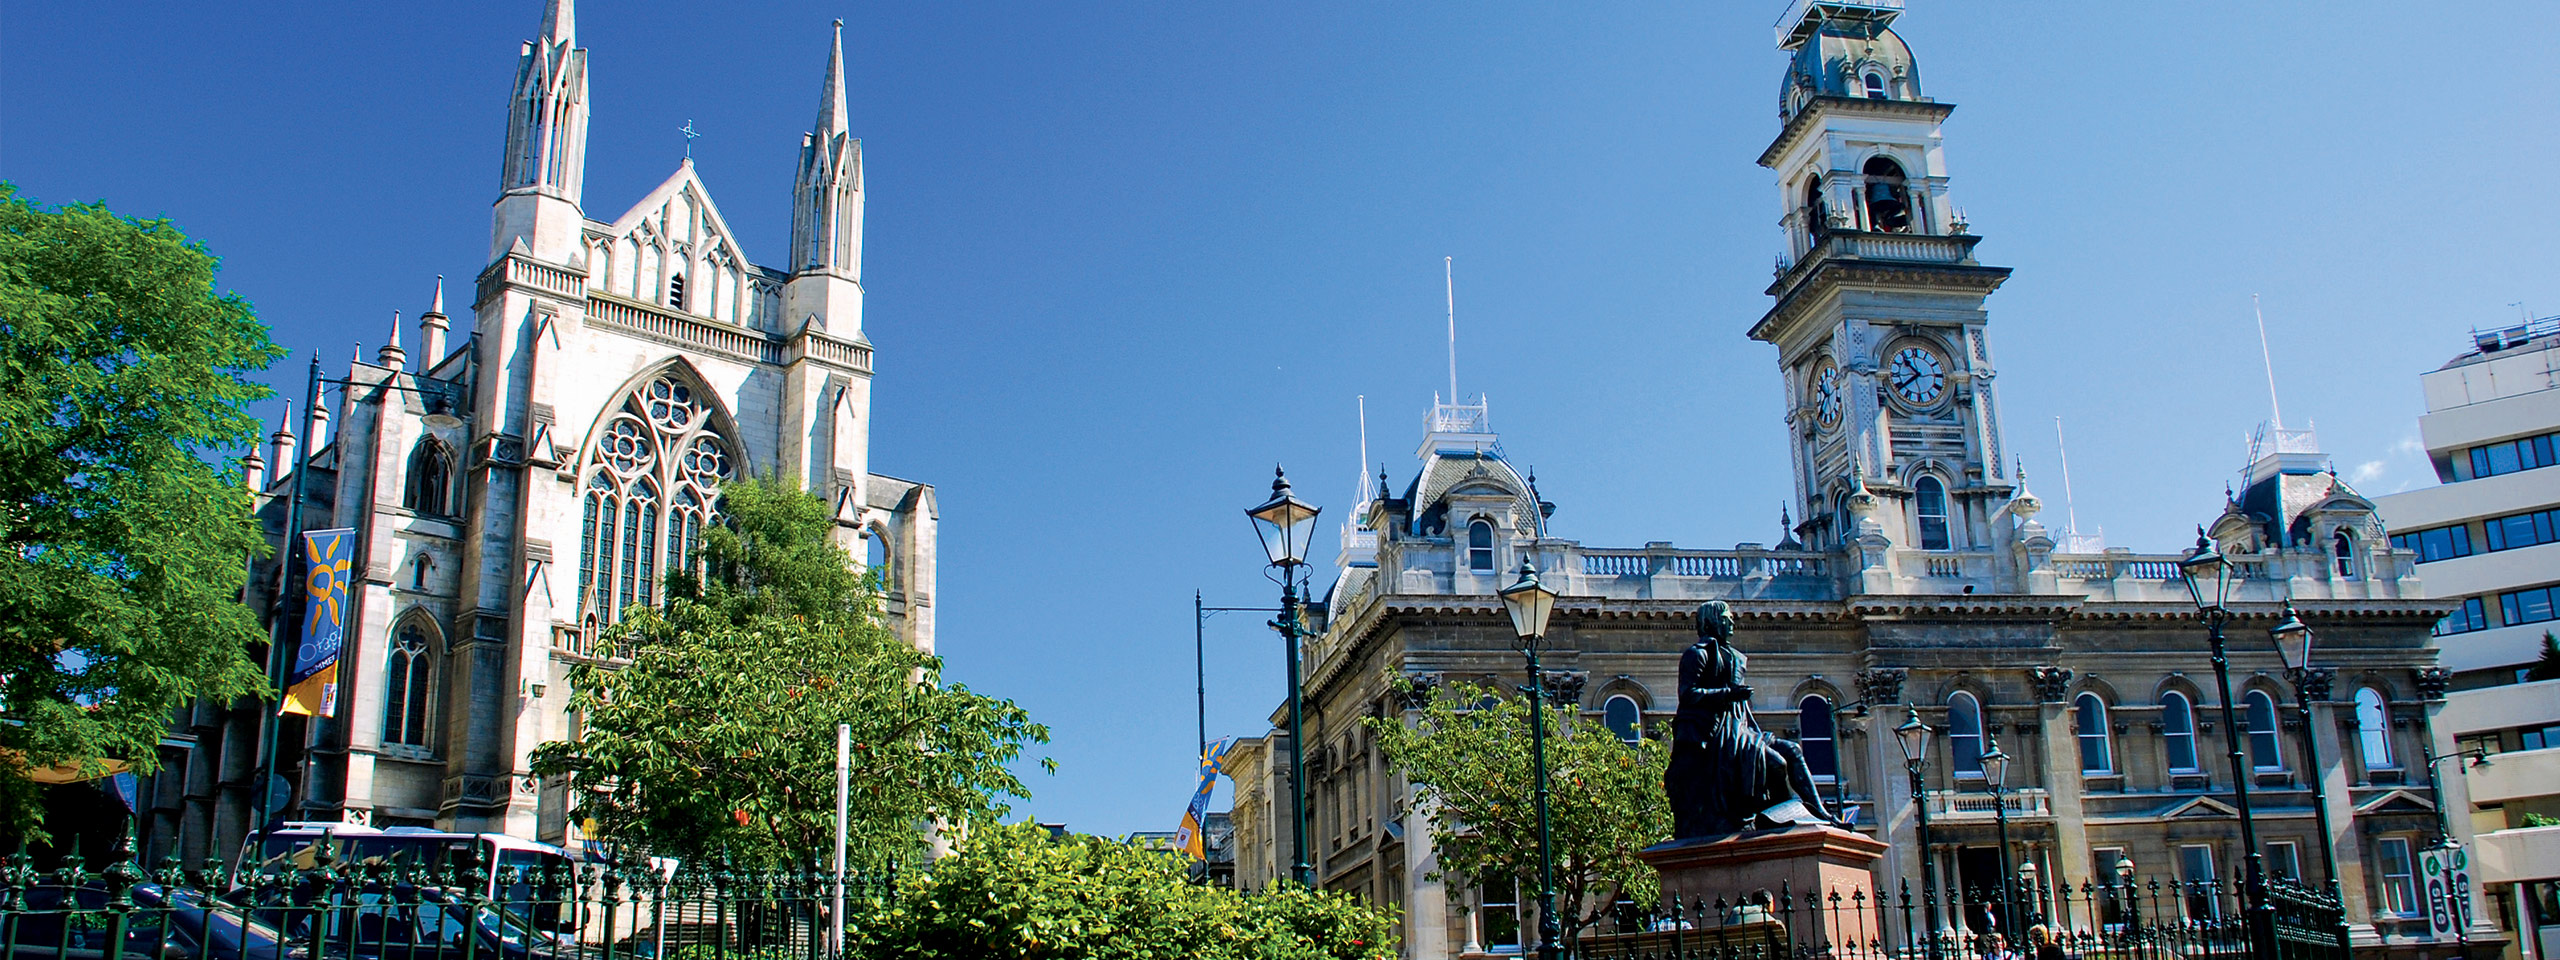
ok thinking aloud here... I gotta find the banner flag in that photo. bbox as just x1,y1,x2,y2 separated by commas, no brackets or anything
283,528,356,717
1175,737,1235,861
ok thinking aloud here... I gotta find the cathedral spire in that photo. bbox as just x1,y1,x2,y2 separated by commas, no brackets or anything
785,18,867,332
817,19,849,143
419,276,449,365
377,310,407,369
493,0,590,262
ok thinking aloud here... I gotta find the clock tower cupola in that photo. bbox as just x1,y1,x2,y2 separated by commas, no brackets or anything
1755,0,2014,560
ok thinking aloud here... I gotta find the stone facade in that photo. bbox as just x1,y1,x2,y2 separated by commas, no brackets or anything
139,0,935,866
1225,4,2488,957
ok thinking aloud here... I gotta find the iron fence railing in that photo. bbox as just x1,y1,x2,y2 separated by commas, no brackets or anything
1573,874,2350,960
0,846,894,960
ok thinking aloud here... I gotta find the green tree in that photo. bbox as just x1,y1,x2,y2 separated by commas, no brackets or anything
529,476,1049,867
846,820,1397,960
2528,631,2560,683
1364,675,1671,946
0,185,279,840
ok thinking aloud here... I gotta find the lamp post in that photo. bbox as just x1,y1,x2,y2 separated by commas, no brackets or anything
1980,735,2019,939
2177,531,2277,959
2268,605,2355,955
1246,467,1320,889
1896,706,1946,960
1498,560,1563,960
2018,860,2042,926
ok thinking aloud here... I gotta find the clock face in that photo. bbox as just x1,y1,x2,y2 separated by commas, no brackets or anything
1887,345,1947,406
1813,364,1844,429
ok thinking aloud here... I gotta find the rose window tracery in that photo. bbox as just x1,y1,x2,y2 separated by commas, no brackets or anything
581,374,736,626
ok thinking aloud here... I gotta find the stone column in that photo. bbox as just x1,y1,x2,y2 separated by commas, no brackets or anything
2029,671,2092,923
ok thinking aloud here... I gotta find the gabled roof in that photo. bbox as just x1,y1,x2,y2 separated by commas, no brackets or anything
593,159,762,275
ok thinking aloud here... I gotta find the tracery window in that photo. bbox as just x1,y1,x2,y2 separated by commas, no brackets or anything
580,374,734,625
404,438,453,517
382,623,434,753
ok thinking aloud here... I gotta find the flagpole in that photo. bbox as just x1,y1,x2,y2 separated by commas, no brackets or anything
833,722,850,958
247,355,320,880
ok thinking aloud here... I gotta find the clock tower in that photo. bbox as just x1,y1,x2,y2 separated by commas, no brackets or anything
1754,0,2013,562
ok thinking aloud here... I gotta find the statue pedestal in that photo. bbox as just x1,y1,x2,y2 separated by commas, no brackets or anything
1640,825,1889,954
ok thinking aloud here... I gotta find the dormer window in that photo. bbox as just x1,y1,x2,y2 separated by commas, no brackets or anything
2333,529,2357,577
1467,519,1495,572
1862,71,1888,99
1862,157,1912,233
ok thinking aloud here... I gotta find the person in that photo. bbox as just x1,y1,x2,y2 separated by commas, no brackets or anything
1978,932,2017,960
2027,924,2068,960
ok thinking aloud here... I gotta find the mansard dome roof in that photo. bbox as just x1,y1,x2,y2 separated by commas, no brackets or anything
1779,24,1922,121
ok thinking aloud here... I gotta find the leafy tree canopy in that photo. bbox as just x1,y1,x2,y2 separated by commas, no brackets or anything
847,820,1396,960
530,476,1049,867
0,184,279,840
1364,675,1671,945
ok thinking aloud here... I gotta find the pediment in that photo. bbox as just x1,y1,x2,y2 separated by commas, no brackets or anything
2354,789,2436,816
2161,795,2240,820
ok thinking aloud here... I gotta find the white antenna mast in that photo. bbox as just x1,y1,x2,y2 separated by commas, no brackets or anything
2253,293,2284,431
1356,395,1370,504
2055,416,2083,539
1445,256,1458,404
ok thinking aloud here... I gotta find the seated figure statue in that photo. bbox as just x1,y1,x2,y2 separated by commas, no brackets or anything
1664,600,1839,839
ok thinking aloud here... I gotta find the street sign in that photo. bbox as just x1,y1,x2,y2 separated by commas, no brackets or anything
2421,842,2473,939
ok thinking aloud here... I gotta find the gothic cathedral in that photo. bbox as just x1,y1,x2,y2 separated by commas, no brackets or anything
150,0,937,863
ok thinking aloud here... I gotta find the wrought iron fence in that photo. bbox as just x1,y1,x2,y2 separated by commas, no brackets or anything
0,845,894,960
1573,873,2350,960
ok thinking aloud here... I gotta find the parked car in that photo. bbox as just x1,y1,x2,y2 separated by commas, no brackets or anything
2,882,296,960
239,885,567,960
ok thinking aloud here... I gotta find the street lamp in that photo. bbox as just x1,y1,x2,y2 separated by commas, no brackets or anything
1499,560,1562,960
1245,466,1320,889
1896,705,1946,960
2178,531,2277,958
1980,734,2019,938
2268,604,2354,954
2018,860,2042,926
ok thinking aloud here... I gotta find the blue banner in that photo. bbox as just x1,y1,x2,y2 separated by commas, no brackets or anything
284,528,355,717
1174,738,1234,860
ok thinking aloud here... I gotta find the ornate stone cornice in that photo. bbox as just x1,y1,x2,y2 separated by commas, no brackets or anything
1757,95,1959,169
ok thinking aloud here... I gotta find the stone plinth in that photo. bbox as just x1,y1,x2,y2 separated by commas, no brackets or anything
1639,825,1889,955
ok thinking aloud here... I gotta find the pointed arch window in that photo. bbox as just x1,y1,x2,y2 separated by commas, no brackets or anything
2246,690,2284,771
2162,691,2201,773
1467,519,1496,572
1862,156,1913,233
1915,476,1951,550
2075,693,2114,773
2355,687,2396,770
1948,691,1984,778
382,623,434,754
404,438,453,517
580,374,735,625
1800,695,1838,781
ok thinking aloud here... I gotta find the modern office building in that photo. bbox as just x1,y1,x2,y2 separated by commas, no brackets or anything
2374,320,2560,960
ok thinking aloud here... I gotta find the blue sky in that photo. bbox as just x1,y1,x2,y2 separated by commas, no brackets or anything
7,1,2557,837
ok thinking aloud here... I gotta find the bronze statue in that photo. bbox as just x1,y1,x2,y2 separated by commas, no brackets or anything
1664,600,1838,839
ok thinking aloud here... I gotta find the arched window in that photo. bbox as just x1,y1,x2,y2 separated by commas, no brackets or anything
1915,476,1951,550
2161,691,2201,773
382,623,434,753
1863,71,1888,99
865,526,894,590
1603,695,1642,745
580,374,735,625
2355,687,2396,770
1862,156,1913,233
2075,693,2114,773
1804,175,1829,243
404,438,452,517
2333,529,2357,577
1467,519,1495,572
1948,691,1984,777
1800,695,1838,781
409,554,433,592
2246,690,2284,771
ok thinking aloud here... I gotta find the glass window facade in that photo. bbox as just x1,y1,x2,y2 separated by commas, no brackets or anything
2390,524,2475,562
2483,508,2560,551
2436,597,2489,636
2468,432,2559,480
2501,585,2560,627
